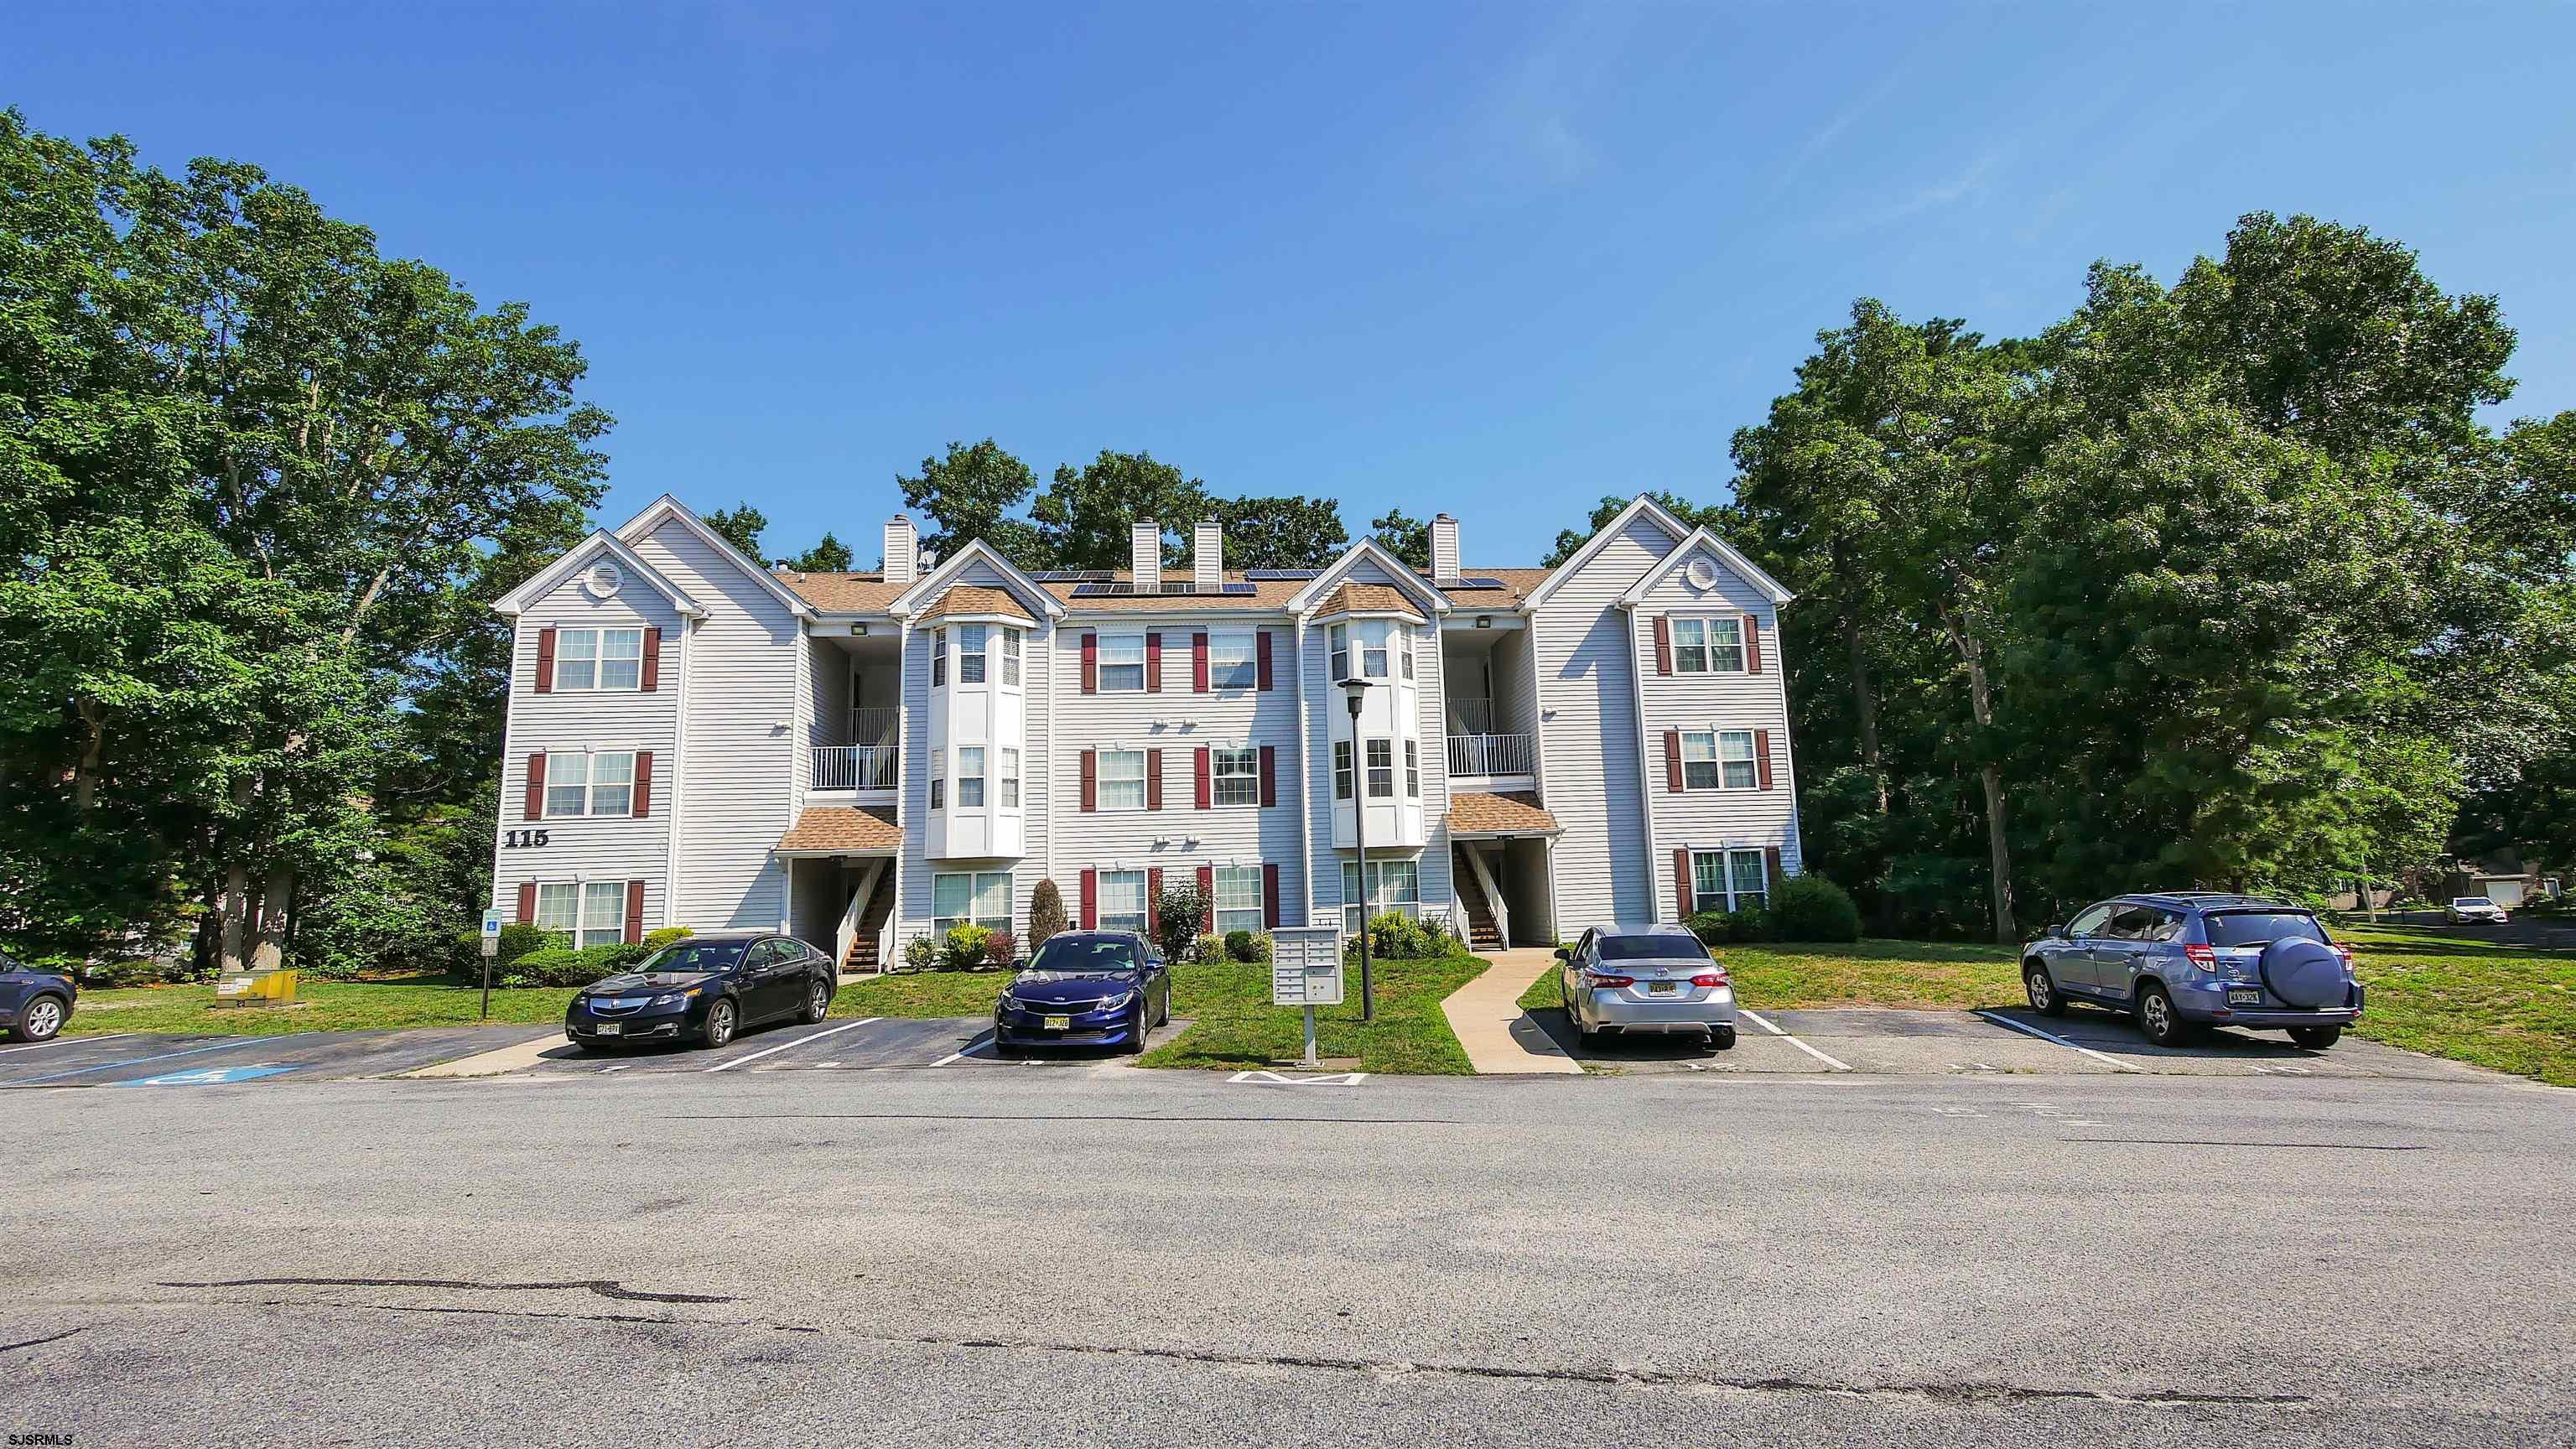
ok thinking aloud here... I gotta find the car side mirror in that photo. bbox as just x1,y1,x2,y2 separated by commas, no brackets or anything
1552,946,1571,961
2041,923,2065,940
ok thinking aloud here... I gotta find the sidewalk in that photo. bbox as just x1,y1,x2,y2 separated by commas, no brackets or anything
1441,948,1582,1074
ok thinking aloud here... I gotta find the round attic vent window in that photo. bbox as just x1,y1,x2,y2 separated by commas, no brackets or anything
1684,557,1719,590
584,561,623,600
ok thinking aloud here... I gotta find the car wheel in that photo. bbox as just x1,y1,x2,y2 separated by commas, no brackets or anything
992,1035,1024,1059
1708,1026,1736,1052
2134,983,2189,1047
1124,1005,1150,1055
18,995,65,1043
701,998,738,1050
2023,964,2067,1018
2287,1026,2342,1051
802,979,831,1026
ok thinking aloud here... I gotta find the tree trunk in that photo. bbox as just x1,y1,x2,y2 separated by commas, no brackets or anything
220,860,250,973
1945,611,2018,944
251,865,293,970
1843,608,1887,814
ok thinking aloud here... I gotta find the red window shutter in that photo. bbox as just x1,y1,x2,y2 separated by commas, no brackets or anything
1080,750,1097,812
534,627,557,693
1081,633,1098,693
632,750,654,818
641,627,662,691
624,880,645,944
1192,632,1209,692
1197,865,1214,931
1263,863,1281,927
1674,849,1693,920
1193,747,1211,809
1663,731,1682,792
1745,613,1763,673
1255,631,1273,691
515,880,536,924
524,753,546,820
1080,869,1098,929
1653,615,1671,676
1756,729,1775,791
1145,631,1162,692
1259,745,1277,808
1764,845,1784,891
1146,868,1162,937
1146,749,1164,810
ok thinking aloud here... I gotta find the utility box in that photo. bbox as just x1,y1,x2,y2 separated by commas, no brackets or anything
213,969,299,1007
1269,927,1344,1008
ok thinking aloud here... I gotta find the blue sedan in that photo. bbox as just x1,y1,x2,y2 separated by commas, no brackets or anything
993,932,1171,1056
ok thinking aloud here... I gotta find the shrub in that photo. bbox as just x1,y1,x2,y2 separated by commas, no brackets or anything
1769,875,1862,942
902,935,937,972
1687,907,1771,944
1192,932,1225,964
1353,911,1445,960
942,923,993,973
1152,880,1210,964
498,921,561,964
1028,879,1069,948
80,958,176,989
507,946,636,989
642,926,694,953
1238,932,1273,963
984,930,1018,969
1223,929,1255,962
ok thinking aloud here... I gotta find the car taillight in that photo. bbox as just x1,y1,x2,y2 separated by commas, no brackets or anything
1581,969,1634,989
2333,944,2354,969
2183,944,2217,971
1690,973,1727,988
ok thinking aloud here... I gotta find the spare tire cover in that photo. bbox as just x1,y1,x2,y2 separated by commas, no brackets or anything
2259,937,2345,1009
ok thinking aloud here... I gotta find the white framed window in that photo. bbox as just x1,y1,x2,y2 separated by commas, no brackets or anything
1000,748,1021,808
1002,628,1021,687
1333,740,1353,801
1680,731,1755,791
1672,618,1708,673
1399,626,1415,681
1689,849,1771,913
933,870,1012,936
1328,624,1349,681
1099,749,1147,810
1341,858,1420,936
1730,849,1768,909
1209,631,1257,690
931,628,946,687
1719,730,1758,789
1404,740,1420,798
543,750,635,818
958,624,988,684
539,880,626,949
1690,852,1727,914
553,627,642,692
958,745,985,808
1361,621,1389,678
1213,746,1261,807
1365,738,1394,798
1099,632,1145,692
1098,869,1148,934
1213,865,1265,936
1674,616,1745,674
929,748,945,811
1680,731,1720,791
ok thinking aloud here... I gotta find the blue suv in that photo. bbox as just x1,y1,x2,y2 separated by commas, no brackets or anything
2022,894,2362,1050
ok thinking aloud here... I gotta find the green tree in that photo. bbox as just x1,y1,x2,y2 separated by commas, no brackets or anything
1212,494,1348,569
702,503,768,562
787,531,853,572
1369,508,1430,570
896,439,1044,566
1540,491,1743,568
1031,450,1210,570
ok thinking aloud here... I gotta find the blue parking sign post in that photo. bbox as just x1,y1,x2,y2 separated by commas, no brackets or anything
479,909,506,1019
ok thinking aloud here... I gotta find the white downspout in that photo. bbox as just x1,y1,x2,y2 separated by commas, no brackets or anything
664,616,694,927
1293,614,1316,927
1621,601,1666,921
1525,607,1559,943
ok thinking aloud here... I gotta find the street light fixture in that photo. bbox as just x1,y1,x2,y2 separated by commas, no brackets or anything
1339,674,1375,1023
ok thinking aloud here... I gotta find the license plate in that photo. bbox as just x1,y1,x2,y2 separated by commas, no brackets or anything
2227,988,2262,1006
1647,981,1679,995
595,1021,622,1036
1043,1015,1071,1031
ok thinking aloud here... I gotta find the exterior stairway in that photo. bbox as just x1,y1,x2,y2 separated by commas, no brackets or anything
842,881,894,972
1452,845,1505,952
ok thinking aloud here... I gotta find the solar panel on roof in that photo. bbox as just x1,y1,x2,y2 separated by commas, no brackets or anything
1067,580,1263,598
1031,569,1112,582
1440,577,1509,590
1244,569,1324,580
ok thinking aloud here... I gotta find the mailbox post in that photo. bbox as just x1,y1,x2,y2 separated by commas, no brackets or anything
1267,926,1345,1068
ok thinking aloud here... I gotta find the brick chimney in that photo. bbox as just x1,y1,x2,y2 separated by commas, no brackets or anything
1131,521,1161,590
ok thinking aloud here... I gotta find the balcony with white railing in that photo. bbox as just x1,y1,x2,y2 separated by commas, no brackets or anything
1446,731,1535,783
812,705,901,796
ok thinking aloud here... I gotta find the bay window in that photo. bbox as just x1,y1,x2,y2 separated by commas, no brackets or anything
1002,628,1022,686
1328,624,1349,681
1404,740,1420,797
1333,740,1353,801
1000,748,1021,808
958,745,985,807
1366,739,1394,798
958,624,988,683
931,629,946,687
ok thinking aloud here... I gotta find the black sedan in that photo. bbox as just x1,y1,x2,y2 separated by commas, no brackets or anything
993,931,1171,1056
564,932,835,1052
1,950,75,1043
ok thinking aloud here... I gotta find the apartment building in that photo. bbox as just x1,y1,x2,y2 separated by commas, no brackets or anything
487,492,1803,968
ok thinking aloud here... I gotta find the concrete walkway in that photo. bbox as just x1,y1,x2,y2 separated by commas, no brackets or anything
1442,948,1582,1074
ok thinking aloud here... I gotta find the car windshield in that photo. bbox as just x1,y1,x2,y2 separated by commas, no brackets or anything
632,941,749,974
1601,933,1709,962
1023,936,1141,977
2452,898,2490,907
2202,911,2327,948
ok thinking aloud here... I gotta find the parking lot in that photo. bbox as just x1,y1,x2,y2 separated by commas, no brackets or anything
1526,1001,2500,1080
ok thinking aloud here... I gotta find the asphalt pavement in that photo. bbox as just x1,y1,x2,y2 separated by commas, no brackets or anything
3,1057,2569,1446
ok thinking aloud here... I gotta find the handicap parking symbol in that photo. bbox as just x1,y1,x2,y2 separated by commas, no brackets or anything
116,1064,300,1087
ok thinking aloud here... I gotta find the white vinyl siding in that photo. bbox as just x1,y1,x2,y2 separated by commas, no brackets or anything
1532,512,1671,926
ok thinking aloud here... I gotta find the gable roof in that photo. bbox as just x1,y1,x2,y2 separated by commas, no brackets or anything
1285,539,1452,617
1522,494,1695,611
888,538,1066,622
776,571,906,614
613,494,817,621
916,584,1035,624
491,530,707,619
1615,526,1795,609
1311,582,1426,621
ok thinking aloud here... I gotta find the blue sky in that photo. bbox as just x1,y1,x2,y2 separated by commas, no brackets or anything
12,3,2576,566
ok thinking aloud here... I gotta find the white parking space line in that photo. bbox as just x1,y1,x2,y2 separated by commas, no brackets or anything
931,1051,968,1067
0,1031,132,1056
702,1018,880,1073
1972,1010,2144,1072
1737,1009,1853,1072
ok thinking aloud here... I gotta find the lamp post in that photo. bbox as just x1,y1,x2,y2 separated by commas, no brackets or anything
1340,675,1375,1023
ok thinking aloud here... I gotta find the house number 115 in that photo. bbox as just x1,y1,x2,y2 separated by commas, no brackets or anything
504,828,552,849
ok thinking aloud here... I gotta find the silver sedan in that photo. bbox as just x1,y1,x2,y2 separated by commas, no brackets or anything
1555,923,1737,1050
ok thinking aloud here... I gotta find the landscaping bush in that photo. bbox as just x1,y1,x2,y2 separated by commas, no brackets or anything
1223,929,1259,963
1686,906,1772,944
1236,932,1273,963
942,923,993,973
80,958,179,989
1770,875,1862,943
1028,879,1069,948
506,945,638,989
902,935,937,972
1192,932,1225,964
642,926,693,952
984,930,1018,969
1152,880,1210,965
1353,911,1445,961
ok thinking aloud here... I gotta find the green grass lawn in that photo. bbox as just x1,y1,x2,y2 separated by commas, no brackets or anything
65,972,580,1036
1142,953,1489,1074
1516,938,2022,1013
830,968,1018,1019
2340,924,2576,1087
